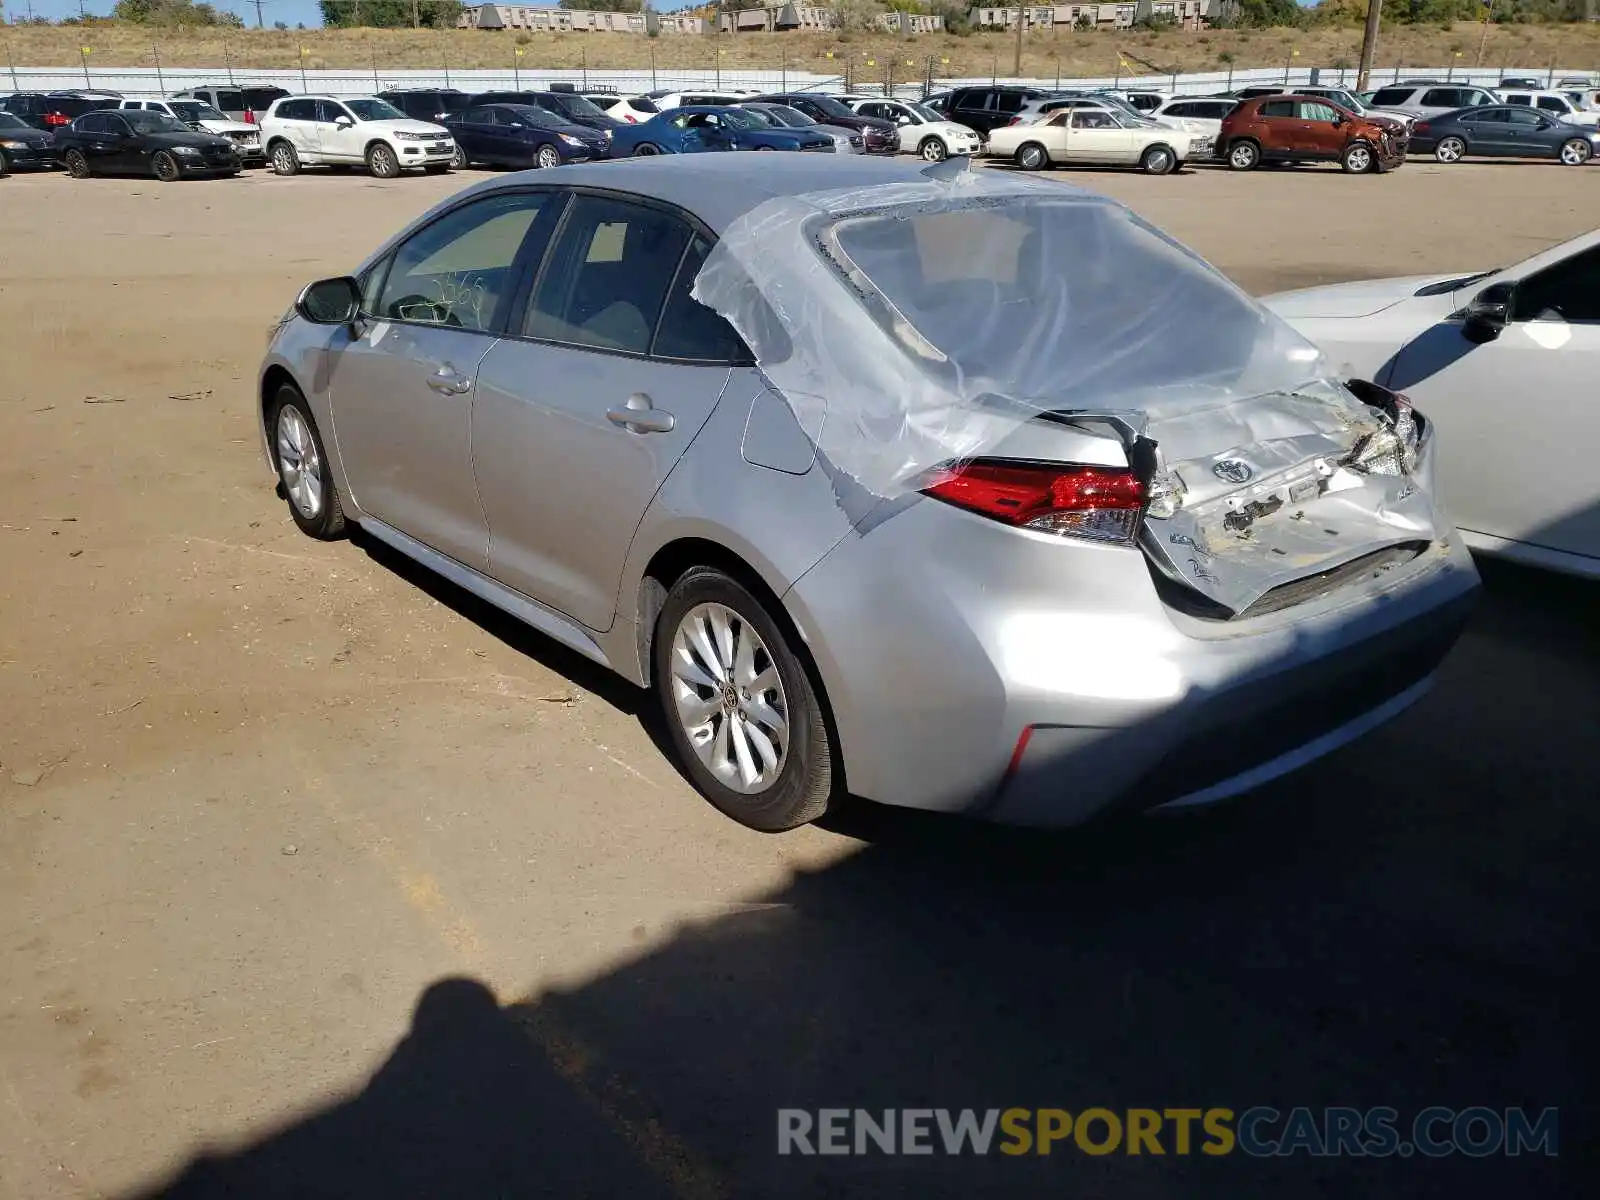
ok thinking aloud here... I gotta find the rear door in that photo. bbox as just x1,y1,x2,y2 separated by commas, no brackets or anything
332,188,559,569
473,195,736,630
1254,97,1299,157
1390,244,1600,563
273,98,321,157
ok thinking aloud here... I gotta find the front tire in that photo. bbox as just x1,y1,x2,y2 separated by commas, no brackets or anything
366,142,400,179
1227,139,1259,171
653,568,836,832
269,384,346,540
1559,137,1592,166
632,142,660,157
1140,143,1176,175
1341,141,1375,173
536,143,561,169
64,149,91,178
270,141,300,176
919,136,947,163
1013,141,1048,171
1434,136,1466,164
152,151,181,183
451,143,468,169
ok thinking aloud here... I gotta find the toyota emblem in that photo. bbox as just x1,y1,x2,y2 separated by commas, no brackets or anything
1212,458,1253,484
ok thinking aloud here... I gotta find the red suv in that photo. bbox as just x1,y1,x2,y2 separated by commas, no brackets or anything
1219,95,1407,174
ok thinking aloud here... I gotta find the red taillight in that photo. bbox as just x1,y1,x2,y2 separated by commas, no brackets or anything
243,109,256,124
1413,121,1430,135
43,111,70,127
1006,116,1021,126
920,460,1146,544
625,113,636,122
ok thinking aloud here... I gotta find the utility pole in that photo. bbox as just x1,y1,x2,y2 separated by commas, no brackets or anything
253,0,263,28
1356,0,1382,92
412,0,420,28
1012,0,1025,79
1476,0,1496,67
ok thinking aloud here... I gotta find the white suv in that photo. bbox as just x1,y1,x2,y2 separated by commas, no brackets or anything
260,95,455,178
1499,89,1600,126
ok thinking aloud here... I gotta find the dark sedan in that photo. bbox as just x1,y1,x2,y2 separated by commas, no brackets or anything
1410,104,1600,165
55,109,240,181
0,111,57,172
608,106,834,157
469,90,623,137
442,103,609,169
749,92,899,153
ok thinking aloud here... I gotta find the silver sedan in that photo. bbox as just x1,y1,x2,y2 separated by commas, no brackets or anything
257,155,1478,831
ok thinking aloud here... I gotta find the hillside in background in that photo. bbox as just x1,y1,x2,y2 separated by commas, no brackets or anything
5,22,1600,81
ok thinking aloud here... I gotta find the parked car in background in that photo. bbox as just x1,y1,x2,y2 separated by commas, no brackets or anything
259,154,1478,831
470,90,623,136
441,103,609,169
1267,229,1600,577
739,102,862,153
1229,84,1413,132
0,110,56,172
1498,89,1600,126
1108,89,1170,113
849,96,982,162
750,92,899,152
56,108,239,181
941,84,1051,134
989,106,1190,173
920,90,954,116
1150,96,1237,129
636,89,754,113
169,84,290,125
1011,95,1216,157
598,93,662,124
260,95,455,178
609,106,834,156
1558,87,1600,112
378,88,473,124
0,91,119,131
1364,83,1499,122
1498,77,1544,90
1220,95,1406,172
1408,105,1599,165
118,98,263,165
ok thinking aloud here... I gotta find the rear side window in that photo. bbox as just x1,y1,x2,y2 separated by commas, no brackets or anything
652,235,745,363
1421,89,1464,108
214,89,247,112
1259,99,1295,118
276,99,314,120
1536,96,1568,113
1371,87,1414,106
1461,108,1505,124
1505,94,1531,106
995,92,1027,114
242,88,285,110
524,196,692,355
629,96,659,114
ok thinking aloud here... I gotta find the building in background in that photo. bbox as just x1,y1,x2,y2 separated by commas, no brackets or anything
970,0,1216,30
716,2,943,31
458,5,709,33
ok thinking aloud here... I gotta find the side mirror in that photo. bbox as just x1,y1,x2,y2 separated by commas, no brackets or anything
1462,281,1513,343
295,276,361,325
897,114,911,125
334,115,354,129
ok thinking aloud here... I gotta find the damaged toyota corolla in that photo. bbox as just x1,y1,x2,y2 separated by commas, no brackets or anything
259,154,1479,832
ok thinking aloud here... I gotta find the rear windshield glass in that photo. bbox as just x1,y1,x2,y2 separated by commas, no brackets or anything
628,95,659,114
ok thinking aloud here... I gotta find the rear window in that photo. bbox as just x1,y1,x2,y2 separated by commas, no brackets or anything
53,97,107,117
628,96,659,114
1371,87,1414,106
214,89,247,111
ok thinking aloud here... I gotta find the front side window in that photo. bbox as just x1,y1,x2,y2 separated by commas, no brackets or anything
1461,108,1507,124
1514,245,1600,324
524,196,692,355
1298,102,1339,123
1504,108,1543,127
345,98,404,122
124,111,185,134
1505,94,1531,106
1071,110,1116,129
376,191,551,332
75,113,107,133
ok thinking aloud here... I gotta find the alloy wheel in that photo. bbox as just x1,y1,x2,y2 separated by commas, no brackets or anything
1229,143,1257,170
536,144,561,169
153,152,179,183
368,145,399,179
272,143,298,175
668,602,789,796
920,137,947,162
65,149,90,178
451,143,467,168
1435,137,1465,163
1560,139,1591,166
275,405,324,520
1346,145,1372,172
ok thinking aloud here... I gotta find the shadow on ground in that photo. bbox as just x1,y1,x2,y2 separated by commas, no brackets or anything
129,555,1594,1198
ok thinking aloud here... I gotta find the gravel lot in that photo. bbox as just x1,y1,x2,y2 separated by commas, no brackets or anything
0,160,1594,1200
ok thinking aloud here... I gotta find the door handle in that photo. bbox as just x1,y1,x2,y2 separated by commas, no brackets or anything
426,364,472,395
606,392,675,434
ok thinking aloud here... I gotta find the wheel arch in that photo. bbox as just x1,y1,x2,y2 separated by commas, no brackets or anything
364,137,396,160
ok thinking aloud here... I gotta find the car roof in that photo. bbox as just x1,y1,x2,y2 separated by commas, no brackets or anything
457,155,1026,233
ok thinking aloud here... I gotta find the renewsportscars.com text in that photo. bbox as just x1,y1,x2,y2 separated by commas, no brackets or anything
777,1107,1558,1158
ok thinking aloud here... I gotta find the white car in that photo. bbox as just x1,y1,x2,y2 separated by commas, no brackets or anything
1149,96,1238,146
119,98,265,164
259,95,454,179
641,90,757,113
1105,89,1170,114
1264,230,1600,578
848,97,982,162
988,107,1191,174
1499,89,1600,127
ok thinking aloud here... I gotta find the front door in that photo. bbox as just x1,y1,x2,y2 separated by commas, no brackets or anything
330,188,558,570
1293,100,1347,157
473,198,739,631
1064,110,1134,163
317,99,362,163
1388,244,1600,563
1501,107,1550,156
1457,108,1514,155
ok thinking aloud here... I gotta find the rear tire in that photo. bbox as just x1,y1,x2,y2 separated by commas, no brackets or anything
1139,143,1176,174
1227,139,1260,171
64,149,91,179
653,568,836,832
1341,141,1376,173
268,383,346,541
1014,141,1048,171
1434,136,1466,163
270,141,300,176
365,142,400,179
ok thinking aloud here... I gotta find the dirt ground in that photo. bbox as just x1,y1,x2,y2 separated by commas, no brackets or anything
0,159,1595,1200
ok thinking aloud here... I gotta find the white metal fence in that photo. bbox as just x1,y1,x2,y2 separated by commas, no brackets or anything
2,61,1586,101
